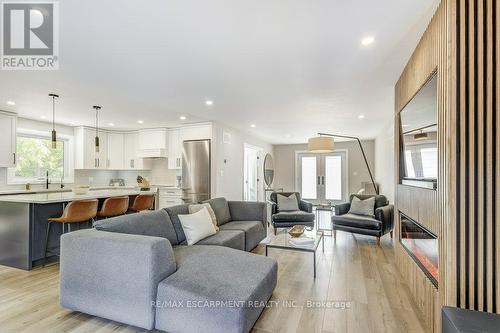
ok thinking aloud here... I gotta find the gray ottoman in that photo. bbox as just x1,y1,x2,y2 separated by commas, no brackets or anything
155,245,277,333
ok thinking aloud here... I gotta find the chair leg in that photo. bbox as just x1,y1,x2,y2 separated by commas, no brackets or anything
274,227,277,235
376,237,381,246
390,231,393,238
333,229,336,239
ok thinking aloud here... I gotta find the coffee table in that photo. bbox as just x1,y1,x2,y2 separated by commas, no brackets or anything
265,229,324,278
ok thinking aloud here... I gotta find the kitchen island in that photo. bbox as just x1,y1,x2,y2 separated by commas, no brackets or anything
0,189,157,270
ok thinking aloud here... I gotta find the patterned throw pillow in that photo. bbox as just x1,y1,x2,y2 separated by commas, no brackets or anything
348,196,375,217
277,193,299,211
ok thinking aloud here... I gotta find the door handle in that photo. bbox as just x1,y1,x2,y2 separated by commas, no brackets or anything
322,176,325,185
317,176,320,185
13,153,15,165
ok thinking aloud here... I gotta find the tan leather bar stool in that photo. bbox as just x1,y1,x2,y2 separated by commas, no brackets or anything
44,199,98,263
97,196,129,218
128,194,155,213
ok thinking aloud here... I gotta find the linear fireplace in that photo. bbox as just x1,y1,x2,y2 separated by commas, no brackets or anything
400,213,439,287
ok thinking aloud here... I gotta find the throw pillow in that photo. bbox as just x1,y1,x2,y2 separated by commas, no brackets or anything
178,207,217,245
189,203,219,231
348,196,375,217
277,193,299,211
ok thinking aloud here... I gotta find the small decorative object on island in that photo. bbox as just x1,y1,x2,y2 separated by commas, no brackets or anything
288,225,306,238
72,185,90,195
136,175,151,191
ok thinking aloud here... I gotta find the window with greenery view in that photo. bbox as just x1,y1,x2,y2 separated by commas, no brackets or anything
15,135,64,180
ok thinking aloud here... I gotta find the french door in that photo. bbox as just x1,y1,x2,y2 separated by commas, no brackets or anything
296,151,348,205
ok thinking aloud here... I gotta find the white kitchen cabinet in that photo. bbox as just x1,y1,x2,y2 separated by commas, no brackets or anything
157,187,182,209
0,112,17,167
74,127,108,169
107,133,124,169
167,128,181,170
137,128,168,157
123,132,144,169
180,124,212,141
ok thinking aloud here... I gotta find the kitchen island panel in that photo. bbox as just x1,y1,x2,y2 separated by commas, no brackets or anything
0,202,31,270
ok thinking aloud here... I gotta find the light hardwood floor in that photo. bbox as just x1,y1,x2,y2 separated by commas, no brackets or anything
0,230,426,333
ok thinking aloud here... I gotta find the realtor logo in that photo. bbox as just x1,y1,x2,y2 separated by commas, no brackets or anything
1,1,59,70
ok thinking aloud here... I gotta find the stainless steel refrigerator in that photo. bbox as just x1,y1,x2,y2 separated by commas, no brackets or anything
181,139,211,204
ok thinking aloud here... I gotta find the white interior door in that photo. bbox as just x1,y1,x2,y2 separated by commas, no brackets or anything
297,151,347,204
243,144,262,201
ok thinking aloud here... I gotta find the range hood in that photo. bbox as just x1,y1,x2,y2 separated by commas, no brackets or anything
136,148,167,158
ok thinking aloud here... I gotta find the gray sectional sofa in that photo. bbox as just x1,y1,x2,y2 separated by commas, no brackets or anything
59,198,277,333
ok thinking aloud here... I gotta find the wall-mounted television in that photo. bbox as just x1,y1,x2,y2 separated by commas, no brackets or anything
399,73,438,190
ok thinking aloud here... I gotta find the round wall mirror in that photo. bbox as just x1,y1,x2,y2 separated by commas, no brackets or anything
263,153,274,188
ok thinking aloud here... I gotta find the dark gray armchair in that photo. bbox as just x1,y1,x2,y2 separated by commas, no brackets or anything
269,192,315,235
331,194,394,245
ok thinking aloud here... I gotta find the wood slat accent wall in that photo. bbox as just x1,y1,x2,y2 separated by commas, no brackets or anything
396,185,439,235
395,0,499,331
394,2,448,331
454,0,498,313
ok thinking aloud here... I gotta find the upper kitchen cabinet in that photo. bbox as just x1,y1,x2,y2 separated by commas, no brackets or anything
0,112,17,167
180,123,212,141
167,128,181,169
137,128,168,158
123,132,144,169
107,132,125,169
74,127,108,169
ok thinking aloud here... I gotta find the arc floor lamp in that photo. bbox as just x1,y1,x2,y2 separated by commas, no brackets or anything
308,133,379,195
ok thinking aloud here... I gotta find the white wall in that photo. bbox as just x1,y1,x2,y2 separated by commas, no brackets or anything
212,122,273,201
374,120,395,203
273,140,376,196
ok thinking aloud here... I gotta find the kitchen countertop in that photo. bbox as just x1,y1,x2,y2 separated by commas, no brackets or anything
0,189,157,204
0,186,139,196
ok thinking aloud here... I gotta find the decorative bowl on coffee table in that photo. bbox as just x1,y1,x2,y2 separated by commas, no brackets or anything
288,225,305,237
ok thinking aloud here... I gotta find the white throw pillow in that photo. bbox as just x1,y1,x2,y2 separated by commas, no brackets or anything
277,193,299,211
188,203,219,231
178,207,217,245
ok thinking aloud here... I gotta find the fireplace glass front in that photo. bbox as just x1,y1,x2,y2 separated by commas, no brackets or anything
400,213,439,287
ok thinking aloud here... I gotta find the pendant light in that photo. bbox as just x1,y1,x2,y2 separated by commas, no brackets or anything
49,93,59,149
93,105,101,152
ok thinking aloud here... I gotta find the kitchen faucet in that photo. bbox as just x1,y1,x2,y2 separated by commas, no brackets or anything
45,171,51,190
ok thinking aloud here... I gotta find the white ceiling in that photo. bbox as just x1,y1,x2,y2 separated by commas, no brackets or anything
0,0,439,144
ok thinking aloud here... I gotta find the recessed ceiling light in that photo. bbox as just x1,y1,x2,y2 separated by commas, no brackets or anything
69,122,75,125
179,116,187,120
205,100,213,106
40,115,46,119
250,124,256,128
361,36,375,46
137,120,144,124
358,114,365,119
6,101,15,106
108,122,115,126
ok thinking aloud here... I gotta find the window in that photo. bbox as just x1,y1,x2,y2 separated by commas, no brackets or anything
301,156,317,199
8,131,74,184
325,155,342,200
16,136,64,179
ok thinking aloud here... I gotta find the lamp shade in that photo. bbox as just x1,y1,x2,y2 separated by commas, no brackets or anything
308,136,335,153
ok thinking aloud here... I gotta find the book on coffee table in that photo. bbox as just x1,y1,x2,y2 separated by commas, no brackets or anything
289,235,315,247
